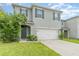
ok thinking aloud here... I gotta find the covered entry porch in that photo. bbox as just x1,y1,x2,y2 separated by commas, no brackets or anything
21,25,31,41
61,27,70,39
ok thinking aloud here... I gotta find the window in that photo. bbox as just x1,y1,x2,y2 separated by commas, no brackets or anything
14,7,28,16
20,8,28,16
15,7,20,14
53,12,60,20
35,8,44,18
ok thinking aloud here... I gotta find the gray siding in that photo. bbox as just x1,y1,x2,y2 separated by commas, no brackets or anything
64,18,78,38
13,5,62,38
32,6,61,29
76,17,79,38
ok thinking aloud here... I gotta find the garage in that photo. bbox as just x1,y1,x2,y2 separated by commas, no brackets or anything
37,29,59,40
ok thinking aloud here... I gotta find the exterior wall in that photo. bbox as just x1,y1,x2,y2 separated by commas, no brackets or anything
30,24,37,35
77,24,79,38
13,5,62,30
64,18,78,38
32,6,61,30
12,4,62,40
61,20,65,28
76,17,79,38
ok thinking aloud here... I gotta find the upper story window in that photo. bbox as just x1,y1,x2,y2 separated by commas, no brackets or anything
20,8,28,16
53,12,60,20
35,8,44,18
14,7,20,14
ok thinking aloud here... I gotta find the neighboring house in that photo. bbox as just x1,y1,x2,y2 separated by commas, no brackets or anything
12,4,62,41
62,16,79,39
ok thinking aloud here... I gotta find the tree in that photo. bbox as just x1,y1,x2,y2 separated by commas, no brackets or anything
0,11,27,42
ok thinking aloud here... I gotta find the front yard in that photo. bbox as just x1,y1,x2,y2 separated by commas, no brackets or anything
0,42,60,56
64,38,79,44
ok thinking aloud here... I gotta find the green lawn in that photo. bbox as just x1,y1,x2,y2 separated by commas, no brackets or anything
64,38,79,44
0,42,60,56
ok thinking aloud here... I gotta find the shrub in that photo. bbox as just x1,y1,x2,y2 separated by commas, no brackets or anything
27,35,37,41
0,11,26,43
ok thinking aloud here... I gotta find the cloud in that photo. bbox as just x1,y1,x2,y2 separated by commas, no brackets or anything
61,10,79,19
50,3,65,9
48,3,79,20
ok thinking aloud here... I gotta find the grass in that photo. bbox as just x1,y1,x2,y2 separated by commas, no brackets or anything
63,38,79,44
0,42,60,56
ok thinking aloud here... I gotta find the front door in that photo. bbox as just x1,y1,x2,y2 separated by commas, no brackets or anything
21,25,30,40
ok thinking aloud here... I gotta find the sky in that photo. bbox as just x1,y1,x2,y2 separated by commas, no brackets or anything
1,3,79,20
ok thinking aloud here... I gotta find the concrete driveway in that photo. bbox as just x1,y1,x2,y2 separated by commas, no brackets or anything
41,40,79,56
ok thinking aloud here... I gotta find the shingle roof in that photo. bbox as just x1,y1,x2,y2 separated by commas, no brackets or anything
64,16,79,22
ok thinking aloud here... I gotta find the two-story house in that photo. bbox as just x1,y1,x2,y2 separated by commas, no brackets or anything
12,4,62,41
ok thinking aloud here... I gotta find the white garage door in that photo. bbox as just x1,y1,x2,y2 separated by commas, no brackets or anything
37,29,58,40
